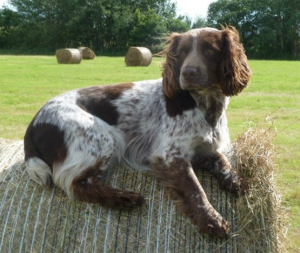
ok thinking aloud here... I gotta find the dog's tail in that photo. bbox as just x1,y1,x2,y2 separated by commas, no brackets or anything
26,157,54,189
24,123,54,189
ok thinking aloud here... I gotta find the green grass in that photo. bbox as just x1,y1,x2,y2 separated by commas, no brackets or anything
0,56,299,252
0,56,162,139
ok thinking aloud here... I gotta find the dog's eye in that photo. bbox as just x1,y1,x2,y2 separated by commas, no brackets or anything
204,48,216,55
180,50,186,58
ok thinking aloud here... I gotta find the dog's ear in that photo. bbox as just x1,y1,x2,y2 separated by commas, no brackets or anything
161,33,182,99
218,26,251,96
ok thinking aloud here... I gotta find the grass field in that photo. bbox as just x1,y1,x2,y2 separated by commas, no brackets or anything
0,55,299,252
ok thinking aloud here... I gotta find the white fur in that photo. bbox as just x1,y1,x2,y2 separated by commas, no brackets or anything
26,158,52,187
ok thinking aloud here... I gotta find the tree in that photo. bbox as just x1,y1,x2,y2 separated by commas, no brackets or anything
0,8,21,47
206,0,300,59
165,15,191,33
192,16,207,29
282,0,300,58
128,8,166,47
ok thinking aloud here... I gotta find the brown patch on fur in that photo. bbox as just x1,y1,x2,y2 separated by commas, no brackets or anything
72,160,145,209
205,100,224,128
160,33,184,99
218,26,252,96
164,90,196,117
24,122,67,170
151,157,230,238
195,94,225,128
77,83,134,125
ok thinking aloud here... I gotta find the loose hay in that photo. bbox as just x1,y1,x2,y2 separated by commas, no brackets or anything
56,48,82,64
78,47,96,59
232,121,287,253
125,47,152,66
0,122,287,253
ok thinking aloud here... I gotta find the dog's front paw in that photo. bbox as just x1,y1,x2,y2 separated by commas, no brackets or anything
117,191,145,209
229,176,248,196
221,175,248,196
204,215,229,238
219,169,248,196
196,206,230,238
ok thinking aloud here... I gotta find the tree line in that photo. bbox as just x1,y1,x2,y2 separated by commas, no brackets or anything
0,0,299,59
0,0,195,54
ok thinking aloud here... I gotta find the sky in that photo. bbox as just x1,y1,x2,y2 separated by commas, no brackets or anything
0,0,216,20
0,0,7,8
174,0,216,20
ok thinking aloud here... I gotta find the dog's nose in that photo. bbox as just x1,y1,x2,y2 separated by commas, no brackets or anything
182,67,199,82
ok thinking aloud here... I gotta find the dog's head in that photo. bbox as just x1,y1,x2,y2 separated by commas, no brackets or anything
161,26,251,98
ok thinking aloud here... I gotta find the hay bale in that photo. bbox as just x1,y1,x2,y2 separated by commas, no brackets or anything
78,47,96,59
0,121,287,252
0,139,236,252
125,47,152,66
56,48,82,64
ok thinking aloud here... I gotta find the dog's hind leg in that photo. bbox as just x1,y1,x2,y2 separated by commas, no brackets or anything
71,159,145,209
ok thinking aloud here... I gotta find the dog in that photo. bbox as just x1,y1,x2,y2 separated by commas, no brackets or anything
24,26,251,238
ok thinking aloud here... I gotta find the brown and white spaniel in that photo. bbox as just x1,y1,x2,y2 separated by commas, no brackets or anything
24,27,251,238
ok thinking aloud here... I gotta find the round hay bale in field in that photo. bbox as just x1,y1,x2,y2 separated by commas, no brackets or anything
78,47,96,59
0,121,287,253
125,47,152,66
56,48,82,64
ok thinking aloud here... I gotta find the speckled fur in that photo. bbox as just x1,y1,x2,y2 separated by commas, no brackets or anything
24,27,251,238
